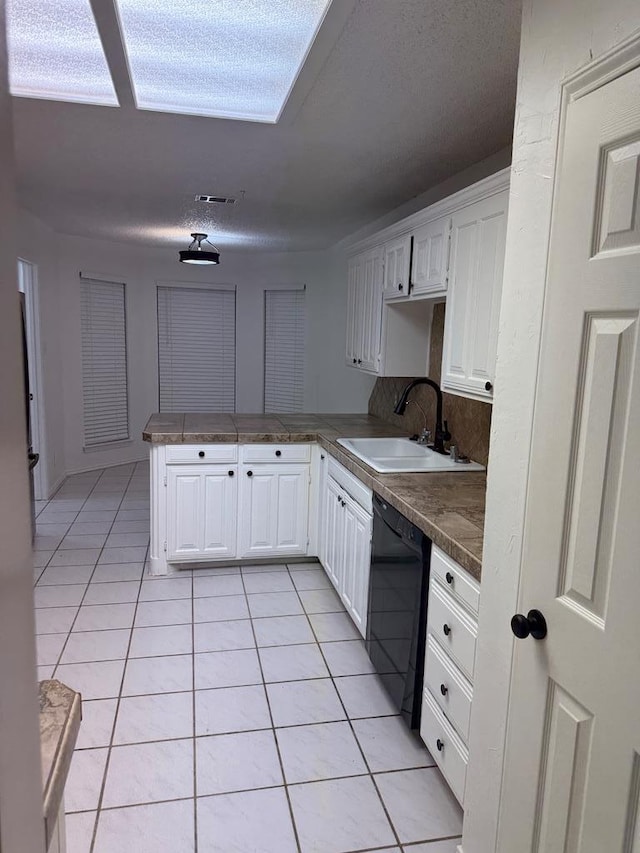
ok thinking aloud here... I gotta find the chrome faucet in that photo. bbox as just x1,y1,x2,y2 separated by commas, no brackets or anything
393,377,451,454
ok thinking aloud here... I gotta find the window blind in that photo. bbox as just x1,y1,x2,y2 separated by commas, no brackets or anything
80,277,129,447
157,285,236,412
264,288,306,413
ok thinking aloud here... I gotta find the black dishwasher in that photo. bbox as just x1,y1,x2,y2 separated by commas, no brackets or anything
366,493,431,729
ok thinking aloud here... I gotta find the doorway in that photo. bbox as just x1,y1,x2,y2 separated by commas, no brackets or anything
17,258,46,500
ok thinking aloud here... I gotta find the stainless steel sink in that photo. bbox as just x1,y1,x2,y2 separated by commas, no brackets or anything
336,437,484,473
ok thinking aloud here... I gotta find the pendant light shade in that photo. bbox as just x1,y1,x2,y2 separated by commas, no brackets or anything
179,232,220,265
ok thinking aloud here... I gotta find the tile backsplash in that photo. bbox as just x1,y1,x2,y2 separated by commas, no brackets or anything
368,302,492,466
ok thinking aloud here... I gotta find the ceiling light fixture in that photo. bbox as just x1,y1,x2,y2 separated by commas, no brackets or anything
178,233,220,265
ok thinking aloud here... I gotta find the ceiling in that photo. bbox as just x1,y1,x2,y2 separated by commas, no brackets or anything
11,0,522,252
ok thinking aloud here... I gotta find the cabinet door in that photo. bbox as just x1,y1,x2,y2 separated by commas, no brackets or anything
341,496,372,638
359,247,383,372
322,476,345,592
345,254,363,367
383,235,412,299
166,465,237,561
442,192,508,401
238,465,309,559
411,217,451,295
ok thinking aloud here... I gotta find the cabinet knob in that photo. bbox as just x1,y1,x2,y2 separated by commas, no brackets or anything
357,359,362,364
337,494,342,502
398,282,403,291
247,470,253,478
445,571,454,585
341,500,346,508
352,358,357,364
198,451,205,458
275,450,282,457
485,381,493,392
436,738,444,752
320,454,325,460
228,470,234,477
440,683,448,696
443,623,451,637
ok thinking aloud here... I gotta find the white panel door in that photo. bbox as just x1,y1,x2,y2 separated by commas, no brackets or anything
167,465,237,561
341,495,372,638
383,234,412,299
498,63,640,852
411,216,451,296
322,476,345,592
239,464,309,559
442,193,507,400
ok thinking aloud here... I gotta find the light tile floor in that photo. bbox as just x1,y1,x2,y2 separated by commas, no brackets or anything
34,463,463,853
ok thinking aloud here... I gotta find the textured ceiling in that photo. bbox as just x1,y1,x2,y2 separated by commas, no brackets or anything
11,0,522,251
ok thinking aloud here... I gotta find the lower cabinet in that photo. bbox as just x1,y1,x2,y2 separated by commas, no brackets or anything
420,544,480,806
166,464,238,561
158,444,311,567
238,464,310,559
319,460,373,638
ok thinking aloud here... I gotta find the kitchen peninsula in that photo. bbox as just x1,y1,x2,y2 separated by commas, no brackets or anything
143,412,486,581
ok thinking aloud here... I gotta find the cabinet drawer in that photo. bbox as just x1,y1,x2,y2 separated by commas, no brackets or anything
428,580,478,680
430,545,480,616
420,688,468,806
424,635,473,743
327,457,372,513
241,444,311,464
166,444,238,464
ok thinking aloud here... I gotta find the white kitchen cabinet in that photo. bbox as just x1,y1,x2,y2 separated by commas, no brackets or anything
238,464,309,559
345,247,383,373
166,464,238,561
420,544,480,805
410,216,451,296
441,190,508,401
319,460,373,638
383,234,412,299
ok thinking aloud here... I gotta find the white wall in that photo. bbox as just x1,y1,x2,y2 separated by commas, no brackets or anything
0,9,47,851
462,3,640,852
54,234,375,474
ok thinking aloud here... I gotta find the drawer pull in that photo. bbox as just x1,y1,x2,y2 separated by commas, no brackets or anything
440,683,448,696
198,451,205,458
228,470,234,477
443,623,451,637
275,450,282,457
436,738,444,752
247,470,253,478
445,571,454,585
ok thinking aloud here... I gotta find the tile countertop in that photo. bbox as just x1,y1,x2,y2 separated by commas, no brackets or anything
39,679,82,846
143,413,486,581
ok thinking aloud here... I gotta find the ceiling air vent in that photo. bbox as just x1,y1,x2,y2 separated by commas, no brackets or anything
195,194,236,205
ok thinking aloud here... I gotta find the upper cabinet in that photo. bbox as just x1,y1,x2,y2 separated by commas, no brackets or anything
441,190,508,402
410,216,451,297
345,169,510,403
383,234,412,298
346,246,383,373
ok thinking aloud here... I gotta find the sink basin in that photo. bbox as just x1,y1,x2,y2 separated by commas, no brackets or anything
336,437,485,473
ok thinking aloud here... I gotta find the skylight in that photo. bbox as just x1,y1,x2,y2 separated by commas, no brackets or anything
6,0,118,106
114,0,333,122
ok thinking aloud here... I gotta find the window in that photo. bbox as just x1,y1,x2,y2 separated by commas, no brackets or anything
80,277,129,447
157,285,236,412
264,288,306,413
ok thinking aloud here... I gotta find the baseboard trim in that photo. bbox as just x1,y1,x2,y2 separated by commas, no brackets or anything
63,457,148,477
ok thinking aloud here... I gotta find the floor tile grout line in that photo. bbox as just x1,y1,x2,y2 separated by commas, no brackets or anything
239,567,304,853
190,565,198,852
286,562,405,851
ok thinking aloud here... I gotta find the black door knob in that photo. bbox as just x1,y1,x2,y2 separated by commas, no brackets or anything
247,470,253,478
511,609,547,640
485,381,493,392
228,470,234,477
436,738,444,752
352,358,356,364
443,624,451,637
275,450,282,457
357,359,362,364
398,283,403,291
445,572,454,585
341,500,346,507
440,683,448,696
198,451,205,458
